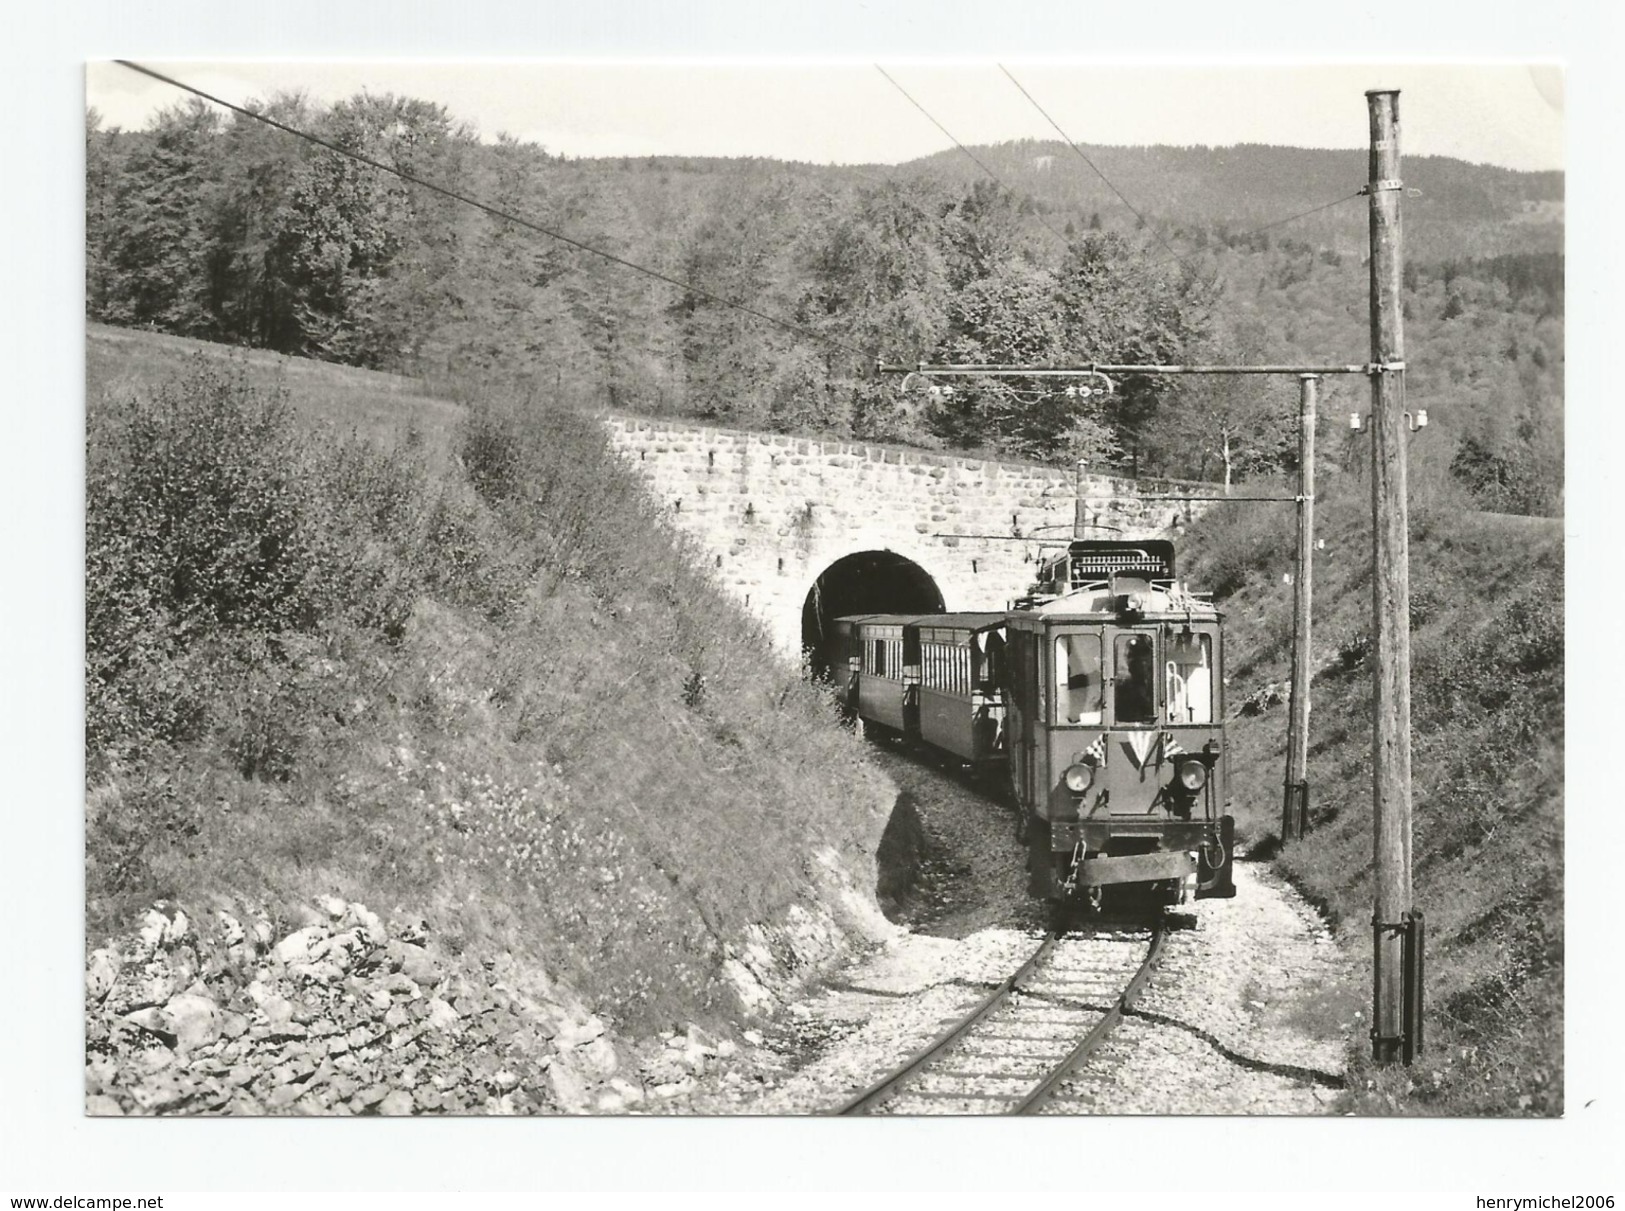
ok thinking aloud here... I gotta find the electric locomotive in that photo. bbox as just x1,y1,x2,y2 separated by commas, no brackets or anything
1004,540,1234,906
836,539,1235,906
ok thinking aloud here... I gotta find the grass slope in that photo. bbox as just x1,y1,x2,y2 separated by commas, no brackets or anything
86,325,893,1037
1181,468,1563,1115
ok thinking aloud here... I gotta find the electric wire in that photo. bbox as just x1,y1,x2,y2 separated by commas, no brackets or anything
1150,189,1367,269
993,65,1366,271
114,59,870,362
996,63,1182,262
873,64,1073,249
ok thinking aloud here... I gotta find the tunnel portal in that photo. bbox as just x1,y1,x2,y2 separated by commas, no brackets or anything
801,550,946,682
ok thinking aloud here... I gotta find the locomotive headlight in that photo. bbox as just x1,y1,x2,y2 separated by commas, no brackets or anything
1175,758,1209,794
1063,764,1094,794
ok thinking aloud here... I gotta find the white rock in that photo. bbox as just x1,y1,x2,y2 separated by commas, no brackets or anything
318,895,349,920
554,1014,606,1049
574,1035,619,1081
260,995,295,1026
86,948,121,1003
346,904,386,945
491,1069,521,1093
137,909,169,953
216,912,245,947
274,925,328,965
722,957,776,1013
162,991,221,1051
544,1053,591,1113
684,1022,724,1056
426,998,459,1030
123,1007,169,1034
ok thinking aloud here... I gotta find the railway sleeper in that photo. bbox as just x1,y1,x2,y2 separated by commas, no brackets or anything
884,1094,1023,1113
916,1073,1037,1095
958,1037,1074,1055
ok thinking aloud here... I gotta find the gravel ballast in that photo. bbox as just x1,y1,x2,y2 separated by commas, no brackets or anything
674,747,1356,1115
735,862,1350,1115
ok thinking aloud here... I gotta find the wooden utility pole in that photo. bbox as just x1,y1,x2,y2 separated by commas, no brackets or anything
1366,89,1418,1066
1282,374,1317,843
1073,459,1088,539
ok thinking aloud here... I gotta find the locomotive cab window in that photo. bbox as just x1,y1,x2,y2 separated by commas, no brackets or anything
1055,633,1104,725
1114,633,1158,724
1165,631,1214,724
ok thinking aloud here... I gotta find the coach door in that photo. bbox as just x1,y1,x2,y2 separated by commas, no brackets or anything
1007,628,1043,810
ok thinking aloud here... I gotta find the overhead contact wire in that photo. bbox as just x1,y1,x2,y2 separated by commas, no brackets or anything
114,59,869,361
996,63,1182,263
1150,189,1367,268
874,64,1073,248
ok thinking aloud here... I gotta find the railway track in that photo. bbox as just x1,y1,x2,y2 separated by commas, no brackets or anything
835,921,1167,1115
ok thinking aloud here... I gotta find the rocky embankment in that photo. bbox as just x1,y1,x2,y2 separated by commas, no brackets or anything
83,898,747,1115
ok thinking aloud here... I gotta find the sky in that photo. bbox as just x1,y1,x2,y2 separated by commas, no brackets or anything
86,61,1565,172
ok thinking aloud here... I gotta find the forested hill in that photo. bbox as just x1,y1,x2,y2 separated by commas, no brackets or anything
85,95,1564,515
906,140,1563,259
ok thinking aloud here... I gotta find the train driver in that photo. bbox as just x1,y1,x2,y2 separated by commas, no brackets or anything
1115,634,1157,723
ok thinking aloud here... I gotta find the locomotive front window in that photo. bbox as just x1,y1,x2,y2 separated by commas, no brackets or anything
1055,634,1104,725
1114,633,1158,724
1165,632,1214,724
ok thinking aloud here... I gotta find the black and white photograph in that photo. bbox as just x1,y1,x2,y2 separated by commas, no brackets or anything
75,55,1565,1121
5,0,1618,1196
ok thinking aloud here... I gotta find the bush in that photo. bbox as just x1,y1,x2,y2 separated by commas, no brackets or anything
1180,487,1296,601
86,357,439,767
86,347,892,1035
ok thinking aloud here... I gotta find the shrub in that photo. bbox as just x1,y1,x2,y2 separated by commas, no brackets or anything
86,356,440,767
86,346,892,1036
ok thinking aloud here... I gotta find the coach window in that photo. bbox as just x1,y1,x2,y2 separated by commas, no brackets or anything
1055,634,1104,725
1114,633,1157,724
1165,631,1213,724
980,631,1005,690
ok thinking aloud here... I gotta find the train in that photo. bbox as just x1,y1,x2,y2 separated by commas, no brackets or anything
834,539,1236,907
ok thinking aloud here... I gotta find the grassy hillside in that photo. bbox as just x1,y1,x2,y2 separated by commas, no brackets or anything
86,325,895,1039
1180,468,1563,1115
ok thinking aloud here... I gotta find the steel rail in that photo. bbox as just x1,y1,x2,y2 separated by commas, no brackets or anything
834,930,1060,1115
1013,924,1167,1114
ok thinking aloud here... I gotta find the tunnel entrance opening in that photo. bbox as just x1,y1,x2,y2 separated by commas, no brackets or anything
801,550,945,682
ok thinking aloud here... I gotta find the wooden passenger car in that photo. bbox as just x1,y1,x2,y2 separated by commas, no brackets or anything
913,613,1007,764
844,614,916,736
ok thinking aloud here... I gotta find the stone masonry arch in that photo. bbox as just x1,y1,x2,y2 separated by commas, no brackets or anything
604,415,1214,660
